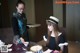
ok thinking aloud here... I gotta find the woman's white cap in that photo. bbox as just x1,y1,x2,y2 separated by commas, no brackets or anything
46,16,59,24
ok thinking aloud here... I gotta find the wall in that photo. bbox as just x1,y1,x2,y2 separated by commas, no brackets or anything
74,4,80,42
53,0,63,27
23,0,36,41
0,0,10,28
66,4,75,41
0,1,2,28
53,0,76,41
34,0,53,42
66,0,80,41
8,0,17,23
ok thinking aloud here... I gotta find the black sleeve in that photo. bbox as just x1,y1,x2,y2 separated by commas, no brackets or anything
62,33,68,53
59,33,68,53
12,16,20,36
45,34,48,39
62,33,67,42
59,33,67,43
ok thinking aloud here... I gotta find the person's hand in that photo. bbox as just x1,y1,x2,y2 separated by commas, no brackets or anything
58,44,65,51
20,37,25,43
54,50,60,53
60,50,62,53
23,42,29,47
43,49,52,53
20,37,29,47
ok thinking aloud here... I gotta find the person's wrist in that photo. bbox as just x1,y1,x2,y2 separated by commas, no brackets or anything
20,37,25,43
54,50,60,53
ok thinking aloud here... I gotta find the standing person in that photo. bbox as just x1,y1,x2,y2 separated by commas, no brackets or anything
12,0,29,45
43,16,68,53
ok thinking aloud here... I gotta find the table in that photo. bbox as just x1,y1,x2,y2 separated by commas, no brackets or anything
0,42,47,53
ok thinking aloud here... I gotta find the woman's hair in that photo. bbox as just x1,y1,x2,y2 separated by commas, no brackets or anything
16,0,25,7
47,21,60,44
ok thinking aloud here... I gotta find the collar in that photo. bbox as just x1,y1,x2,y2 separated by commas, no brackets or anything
51,32,62,37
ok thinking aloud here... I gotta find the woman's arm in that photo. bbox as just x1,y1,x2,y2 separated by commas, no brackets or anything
58,33,68,53
43,35,47,42
12,15,20,36
20,37,29,46
43,49,53,53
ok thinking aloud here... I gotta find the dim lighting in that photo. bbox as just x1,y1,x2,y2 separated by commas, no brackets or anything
0,3,1,6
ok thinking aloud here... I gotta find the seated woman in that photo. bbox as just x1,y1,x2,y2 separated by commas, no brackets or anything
43,16,68,53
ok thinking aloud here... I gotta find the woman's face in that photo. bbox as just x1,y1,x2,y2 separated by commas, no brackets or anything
16,3,25,14
48,24,54,31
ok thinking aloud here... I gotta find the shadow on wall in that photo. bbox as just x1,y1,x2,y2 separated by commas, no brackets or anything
0,28,14,44
0,27,37,43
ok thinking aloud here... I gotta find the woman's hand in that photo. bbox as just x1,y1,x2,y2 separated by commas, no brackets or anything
54,50,62,53
43,49,53,53
20,37,29,47
20,37,25,43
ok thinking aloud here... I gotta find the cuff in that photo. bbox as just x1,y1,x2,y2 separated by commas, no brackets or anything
43,36,47,42
58,42,68,47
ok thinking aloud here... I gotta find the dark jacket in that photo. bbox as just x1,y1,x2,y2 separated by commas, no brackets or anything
12,12,29,41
